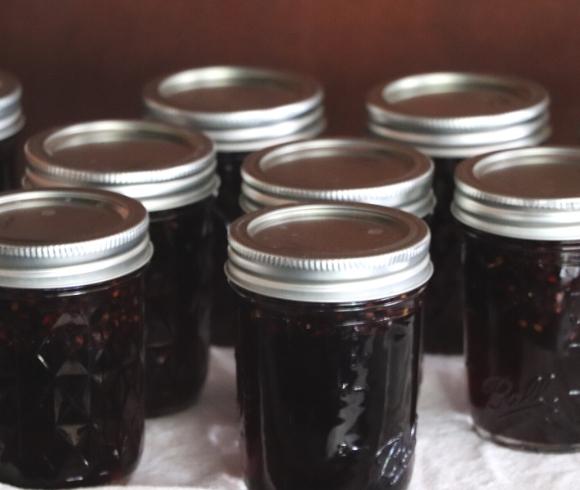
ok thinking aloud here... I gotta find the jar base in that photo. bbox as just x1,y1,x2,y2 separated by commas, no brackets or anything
473,423,580,453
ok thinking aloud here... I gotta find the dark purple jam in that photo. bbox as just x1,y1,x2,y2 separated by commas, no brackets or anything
145,198,213,416
463,227,580,450
424,157,463,353
235,287,424,490
0,133,19,191
0,270,146,488
209,151,247,346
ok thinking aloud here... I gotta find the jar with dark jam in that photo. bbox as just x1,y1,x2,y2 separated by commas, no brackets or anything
0,70,25,190
367,72,551,353
0,188,152,487
24,120,219,416
453,147,580,451
143,66,326,346
226,203,432,489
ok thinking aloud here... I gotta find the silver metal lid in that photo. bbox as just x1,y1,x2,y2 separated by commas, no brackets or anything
452,146,580,241
0,188,153,289
24,120,219,212
240,138,435,217
369,121,552,159
0,70,24,140
367,72,549,131
367,72,551,158
226,202,432,302
143,66,325,152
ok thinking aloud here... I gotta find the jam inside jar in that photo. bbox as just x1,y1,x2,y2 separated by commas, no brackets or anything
145,198,213,415
0,272,146,487
235,288,423,490
463,227,580,450
210,151,246,346
425,157,463,353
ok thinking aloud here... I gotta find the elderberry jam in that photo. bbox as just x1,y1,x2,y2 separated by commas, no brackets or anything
143,66,326,346
145,200,213,415
367,72,551,353
0,189,152,487
0,70,25,190
210,151,247,346
227,203,432,489
24,120,218,416
453,147,580,451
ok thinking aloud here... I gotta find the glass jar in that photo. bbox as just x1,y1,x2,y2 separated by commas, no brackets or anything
143,66,326,346
24,120,218,416
0,188,152,487
453,147,580,451
367,72,551,353
227,203,432,490
0,70,25,190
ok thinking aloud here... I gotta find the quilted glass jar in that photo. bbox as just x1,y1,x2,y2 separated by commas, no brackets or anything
24,120,218,416
367,72,551,353
0,189,152,487
227,203,432,490
143,66,326,346
453,147,580,451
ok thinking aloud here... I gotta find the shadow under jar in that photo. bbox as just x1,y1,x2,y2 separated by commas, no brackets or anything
453,147,580,451
0,70,25,190
24,120,219,416
367,72,552,353
227,202,432,490
143,66,326,346
0,188,152,488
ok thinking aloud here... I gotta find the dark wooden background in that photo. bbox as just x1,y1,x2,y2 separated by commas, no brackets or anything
1,0,578,143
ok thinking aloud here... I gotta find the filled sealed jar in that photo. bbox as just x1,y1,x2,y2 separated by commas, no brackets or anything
453,147,580,451
0,188,152,487
143,66,326,345
227,202,432,490
240,137,435,219
367,72,551,353
0,70,25,190
24,120,219,416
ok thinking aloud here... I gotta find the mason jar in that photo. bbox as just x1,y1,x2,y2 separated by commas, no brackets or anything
367,72,551,353
0,188,152,487
0,70,25,190
23,120,219,417
227,202,432,490
453,147,580,451
143,66,326,346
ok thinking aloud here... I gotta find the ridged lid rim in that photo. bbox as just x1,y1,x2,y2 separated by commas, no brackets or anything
452,146,580,240
367,72,550,132
226,202,433,302
0,188,153,289
143,65,324,129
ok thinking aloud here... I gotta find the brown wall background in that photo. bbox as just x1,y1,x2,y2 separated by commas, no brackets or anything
1,0,579,143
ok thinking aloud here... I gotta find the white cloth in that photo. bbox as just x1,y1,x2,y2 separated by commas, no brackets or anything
3,348,579,490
